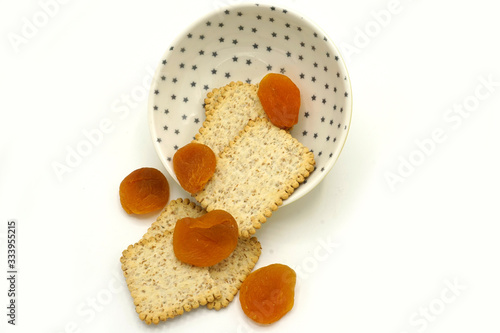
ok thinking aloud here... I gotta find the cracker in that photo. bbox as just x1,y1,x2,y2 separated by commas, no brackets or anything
207,237,261,310
194,117,315,237
195,81,267,155
120,232,221,325
139,198,261,311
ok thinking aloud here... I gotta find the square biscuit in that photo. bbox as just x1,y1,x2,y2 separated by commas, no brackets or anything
194,117,315,237
120,232,221,325
195,81,267,156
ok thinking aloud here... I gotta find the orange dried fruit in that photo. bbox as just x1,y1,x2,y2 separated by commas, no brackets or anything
173,210,239,267
239,263,296,324
257,73,301,129
119,167,170,214
173,142,216,194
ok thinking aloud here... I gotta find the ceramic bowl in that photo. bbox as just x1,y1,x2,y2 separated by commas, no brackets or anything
148,3,352,205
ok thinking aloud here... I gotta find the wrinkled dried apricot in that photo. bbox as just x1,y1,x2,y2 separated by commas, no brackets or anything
239,263,296,324
173,142,216,194
119,167,170,214
173,210,238,267
258,73,301,129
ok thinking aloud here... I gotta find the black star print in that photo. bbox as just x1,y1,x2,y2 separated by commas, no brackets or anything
313,133,318,139
238,25,244,31
199,50,205,55
253,43,258,49
162,59,167,65
192,65,197,70
313,32,318,38
324,66,328,72
313,62,318,68
280,68,286,74
300,73,305,79
311,45,316,51
311,95,316,101
257,15,262,20
337,72,340,78
283,9,288,13
300,42,305,47
311,76,316,82
237,11,242,16
252,27,257,33
318,151,322,156
286,51,291,57
163,125,168,130
326,136,330,141
298,55,304,61
172,77,177,83
338,124,341,128
270,6,276,10
329,153,333,158
171,94,176,100
271,32,277,37
326,52,330,57
246,78,251,84
164,109,169,114
167,157,172,162
174,129,180,135
302,130,308,136
206,21,211,26
183,97,188,103
232,39,238,45
219,23,224,27
232,56,238,62
180,47,186,52
322,99,327,104
224,9,229,14
334,137,337,142
179,63,185,68
212,51,218,57
321,117,325,122
266,46,272,52
246,59,252,65
344,92,349,97
335,56,339,61
266,65,272,71
285,23,290,28
199,35,205,40
284,35,290,40
153,105,158,110
161,75,166,80
324,83,329,89
157,138,161,143
269,17,274,22
203,85,209,90
191,81,196,87
225,72,231,78
334,87,337,92
174,145,179,150
330,120,334,125
219,37,224,42
182,114,187,120
333,105,337,110
304,112,310,118
340,108,343,112
194,118,200,123
297,26,302,31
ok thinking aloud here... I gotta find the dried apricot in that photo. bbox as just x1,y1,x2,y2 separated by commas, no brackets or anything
173,210,238,267
239,263,296,324
173,142,216,194
119,167,170,214
258,73,301,129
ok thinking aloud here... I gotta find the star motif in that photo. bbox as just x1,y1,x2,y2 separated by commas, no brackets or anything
266,65,272,71
179,63,185,69
253,43,258,49
302,130,308,136
344,92,349,97
203,85,209,90
191,81,196,87
194,118,200,123
280,68,286,74
180,47,186,53
212,51,218,57
172,77,177,83
153,105,158,110
225,72,231,78
313,133,318,139
199,35,205,40
164,109,169,114
269,17,275,22
219,23,224,27
330,120,334,125
311,95,316,101
284,35,290,40
183,97,188,103
311,76,316,82
182,114,187,120
246,59,252,65
192,65,197,70
313,62,318,68
324,83,329,89
174,129,180,135
286,51,291,57
163,125,168,130
285,23,290,28
300,73,305,79
199,50,205,55
237,11,242,16
162,59,167,65
321,117,325,122
246,78,252,84
174,144,179,150
232,56,238,62
266,46,272,52
219,37,224,42
326,136,330,141
322,99,327,104
300,42,305,47
161,75,166,80
171,94,176,100
271,32,277,37
238,25,244,31
232,39,238,45
324,66,328,72
252,27,257,33
206,21,211,26
157,138,161,143
304,112,309,118
257,15,262,20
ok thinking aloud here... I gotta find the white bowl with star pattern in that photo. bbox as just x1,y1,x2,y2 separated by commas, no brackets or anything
148,3,352,206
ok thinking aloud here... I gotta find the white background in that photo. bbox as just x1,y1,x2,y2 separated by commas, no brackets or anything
1,0,499,332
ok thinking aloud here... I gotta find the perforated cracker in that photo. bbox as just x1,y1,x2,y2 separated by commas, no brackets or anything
194,117,315,237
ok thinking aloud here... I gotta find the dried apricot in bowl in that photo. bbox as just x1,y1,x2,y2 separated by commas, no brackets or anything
239,263,296,324
173,210,238,267
119,167,170,214
257,73,301,129
173,142,216,194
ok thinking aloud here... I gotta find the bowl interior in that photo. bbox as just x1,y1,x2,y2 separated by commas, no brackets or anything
148,3,352,205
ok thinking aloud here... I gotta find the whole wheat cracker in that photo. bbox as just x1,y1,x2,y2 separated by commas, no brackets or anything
120,232,221,325
139,198,262,310
194,117,315,238
195,81,267,155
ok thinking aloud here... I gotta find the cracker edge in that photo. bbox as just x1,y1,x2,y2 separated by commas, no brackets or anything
206,237,262,310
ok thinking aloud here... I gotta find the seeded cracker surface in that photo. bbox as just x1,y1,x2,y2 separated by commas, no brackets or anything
195,81,267,155
194,117,315,237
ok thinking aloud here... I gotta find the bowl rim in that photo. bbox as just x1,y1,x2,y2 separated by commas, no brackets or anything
147,2,353,204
